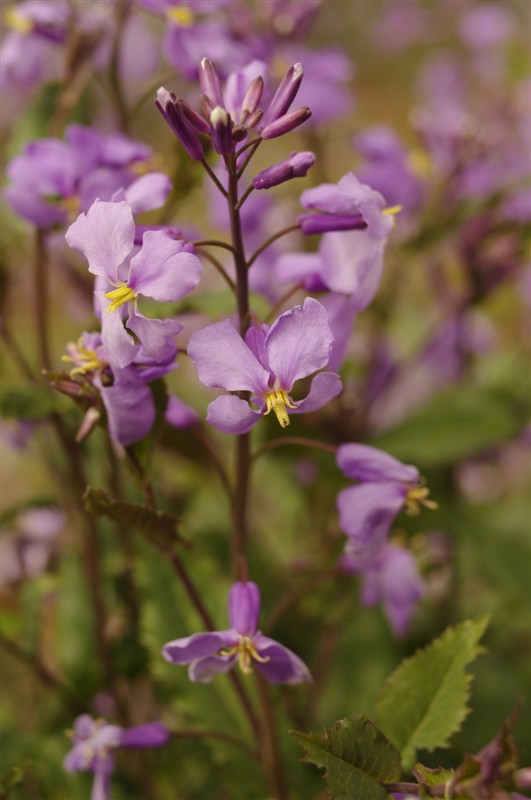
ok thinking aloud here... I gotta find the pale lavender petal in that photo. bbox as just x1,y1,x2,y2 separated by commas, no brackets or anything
188,654,236,683
98,294,137,368
228,581,260,635
128,231,201,301
253,635,312,684
337,483,407,569
165,395,199,428
188,320,270,393
119,723,170,749
91,762,113,800
206,395,261,435
126,307,182,363
336,444,419,484
274,252,323,286
319,293,357,372
65,200,134,279
290,371,342,414
265,298,334,389
319,230,385,308
123,173,172,214
244,326,270,370
100,382,155,446
162,631,233,664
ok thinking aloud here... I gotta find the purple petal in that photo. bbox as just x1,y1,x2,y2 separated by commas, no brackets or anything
100,381,155,446
300,181,355,214
165,395,199,428
65,200,134,280
119,723,170,749
162,631,232,664
336,444,419,484
126,307,182,363
206,395,261,434
290,371,342,414
188,654,236,683
123,173,172,214
253,635,312,684
188,320,270,393
228,581,260,635
318,293,357,372
128,231,201,302
274,252,323,286
98,295,137,368
91,762,113,800
265,298,334,389
319,230,386,308
337,483,406,569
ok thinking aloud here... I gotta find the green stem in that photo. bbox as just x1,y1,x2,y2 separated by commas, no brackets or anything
252,436,337,464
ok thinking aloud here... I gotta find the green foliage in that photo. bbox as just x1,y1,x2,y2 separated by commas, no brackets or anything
0,387,63,420
83,486,185,553
376,616,490,770
291,714,401,799
371,387,523,466
412,763,454,789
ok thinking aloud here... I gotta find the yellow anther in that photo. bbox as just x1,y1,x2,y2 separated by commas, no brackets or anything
62,338,107,376
263,389,297,428
382,204,403,217
5,7,33,34
104,283,135,313
166,6,194,26
404,486,438,516
220,635,270,676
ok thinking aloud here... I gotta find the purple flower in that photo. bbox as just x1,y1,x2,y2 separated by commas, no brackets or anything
0,507,64,587
342,542,424,636
163,581,312,684
252,151,315,190
64,714,169,800
65,199,201,368
187,298,342,433
336,444,436,570
298,172,401,237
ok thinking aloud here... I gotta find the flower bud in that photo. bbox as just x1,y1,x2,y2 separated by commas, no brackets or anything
210,106,234,155
75,407,101,443
260,63,304,128
177,99,210,134
297,212,367,235
246,108,263,129
261,106,311,140
241,75,264,119
252,151,315,190
199,57,224,107
155,88,204,160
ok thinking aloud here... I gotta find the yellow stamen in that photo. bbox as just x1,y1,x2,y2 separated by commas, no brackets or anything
220,635,270,676
62,338,107,376
104,283,135,313
5,7,33,34
382,204,403,216
60,195,80,222
404,486,438,516
166,6,194,26
263,389,297,428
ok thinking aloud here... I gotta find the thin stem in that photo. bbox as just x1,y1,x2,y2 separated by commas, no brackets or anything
108,0,132,132
201,158,228,197
247,224,301,269
236,139,262,179
265,283,303,323
234,184,254,211
192,239,235,253
0,325,39,384
195,247,235,292
169,729,258,759
264,567,340,633
191,424,233,500
231,433,250,578
254,674,288,800
383,783,445,797
34,230,51,371
252,436,337,464
235,137,261,159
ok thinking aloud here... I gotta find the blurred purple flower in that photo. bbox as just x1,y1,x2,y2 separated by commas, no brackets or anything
458,4,516,50
0,507,64,587
188,298,341,433
64,714,169,800
336,444,436,570
163,581,312,684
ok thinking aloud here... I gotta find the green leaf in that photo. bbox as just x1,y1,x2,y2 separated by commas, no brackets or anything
0,386,62,420
83,486,185,552
291,714,401,800
370,387,523,466
376,615,490,770
412,763,454,788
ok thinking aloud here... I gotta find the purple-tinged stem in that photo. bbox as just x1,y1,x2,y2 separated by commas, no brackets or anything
255,673,288,800
236,140,262,179
109,0,133,133
34,230,51,371
234,184,254,211
200,158,228,196
192,239,235,253
194,247,235,292
252,436,337,464
265,284,303,323
264,567,341,633
247,224,301,269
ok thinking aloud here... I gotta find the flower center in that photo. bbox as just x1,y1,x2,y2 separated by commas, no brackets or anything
221,635,270,676
381,204,403,217
404,486,438,516
62,338,107,376
5,7,33,34
166,6,194,26
263,389,297,428
104,283,135,313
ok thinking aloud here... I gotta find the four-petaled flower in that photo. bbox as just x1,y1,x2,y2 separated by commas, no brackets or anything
64,714,169,800
162,581,312,684
336,443,437,570
187,297,342,433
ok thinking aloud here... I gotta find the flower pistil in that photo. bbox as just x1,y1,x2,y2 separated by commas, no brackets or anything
221,635,270,676
104,283,136,313
264,389,297,428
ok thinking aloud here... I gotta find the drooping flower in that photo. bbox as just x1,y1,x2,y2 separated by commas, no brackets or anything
64,714,170,800
297,172,401,236
65,199,201,368
342,542,425,636
163,581,312,684
336,444,437,570
187,297,342,433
